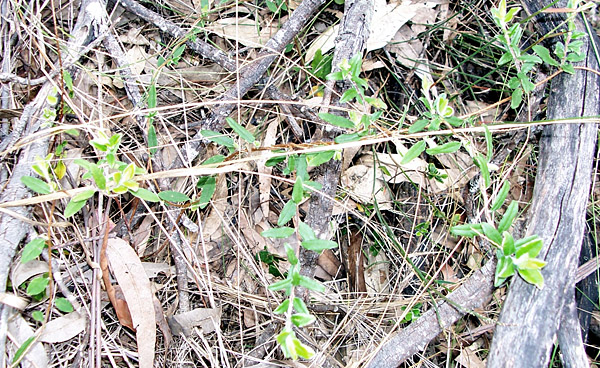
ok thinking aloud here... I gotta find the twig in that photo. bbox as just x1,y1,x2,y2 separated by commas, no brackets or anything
364,260,496,367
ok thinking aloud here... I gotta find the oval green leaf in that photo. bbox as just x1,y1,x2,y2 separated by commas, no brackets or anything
64,199,87,218
277,200,297,226
21,238,46,263
425,141,462,155
400,140,426,165
226,117,256,144
21,176,52,195
301,239,338,252
158,190,190,203
130,187,160,202
261,227,295,238
318,113,355,129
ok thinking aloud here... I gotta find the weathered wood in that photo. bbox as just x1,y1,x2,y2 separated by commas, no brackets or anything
365,260,496,367
486,2,599,366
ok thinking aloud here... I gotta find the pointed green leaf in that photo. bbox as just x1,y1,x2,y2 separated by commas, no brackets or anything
318,113,355,129
27,276,49,296
532,45,559,67
197,176,216,208
201,130,235,148
481,222,502,246
284,243,298,265
130,187,160,202
425,141,461,155
473,154,491,188
55,297,74,313
64,199,87,218
518,268,544,288
21,176,52,195
292,338,315,360
301,239,338,252
21,238,46,263
273,299,290,314
490,181,510,212
148,124,158,156
293,297,309,315
277,200,297,226
268,278,293,291
292,177,304,204
291,313,316,327
339,88,358,103
12,336,36,364
400,140,426,165
226,117,256,144
498,200,519,233
450,223,483,238
515,236,543,258
261,227,295,238
298,221,316,241
501,231,515,256
297,275,325,292
158,191,190,203
72,188,96,202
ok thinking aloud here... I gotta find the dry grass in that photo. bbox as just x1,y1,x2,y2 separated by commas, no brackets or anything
2,0,599,367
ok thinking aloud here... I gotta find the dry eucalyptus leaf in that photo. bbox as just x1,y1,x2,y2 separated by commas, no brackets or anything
364,252,389,295
0,292,28,310
341,164,392,210
11,260,48,289
455,344,486,368
39,312,86,343
7,312,48,368
207,17,278,48
168,307,221,337
107,238,156,368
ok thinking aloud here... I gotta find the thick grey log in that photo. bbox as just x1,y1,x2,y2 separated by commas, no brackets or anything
486,2,599,366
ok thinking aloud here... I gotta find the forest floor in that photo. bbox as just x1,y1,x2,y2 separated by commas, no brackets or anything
1,0,600,367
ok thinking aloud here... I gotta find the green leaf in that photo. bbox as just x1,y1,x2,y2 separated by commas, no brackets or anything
72,188,96,202
318,113,355,129
284,243,298,265
292,177,304,204
158,191,190,203
532,45,559,67
496,255,515,278
297,275,325,292
64,199,87,218
172,44,186,60
226,117,256,144
481,222,502,246
130,187,160,202
202,155,226,165
291,313,316,327
89,164,106,191
490,181,510,212
32,310,44,322
301,239,338,252
62,70,74,92
400,140,426,164
293,297,309,315
306,150,335,167
21,238,46,263
501,231,515,256
55,297,74,313
147,84,157,109
197,176,216,208
12,336,36,364
514,235,539,249
334,132,362,144
201,130,235,148
515,236,543,259
148,124,158,156
27,276,49,296
339,88,358,103
425,141,461,155
265,155,287,166
562,63,575,74
498,200,519,233
518,268,544,288
296,155,309,181
298,221,316,241
326,71,344,81
408,119,429,133
516,256,546,270
484,125,493,161
450,223,483,238
273,299,290,314
473,154,491,188
498,51,513,66
292,338,315,360
268,278,292,291
277,200,297,226
261,227,295,238
21,176,52,195
511,87,523,109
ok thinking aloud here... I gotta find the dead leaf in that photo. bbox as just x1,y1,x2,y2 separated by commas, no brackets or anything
106,238,156,368
347,231,367,294
133,215,154,256
318,249,343,279
0,292,28,310
153,294,172,349
111,285,135,330
364,252,389,295
207,17,278,48
440,263,460,284
11,260,48,288
168,307,221,337
455,344,486,368
7,312,48,368
340,164,392,210
202,173,229,241
39,312,87,343
243,308,256,328
258,118,280,221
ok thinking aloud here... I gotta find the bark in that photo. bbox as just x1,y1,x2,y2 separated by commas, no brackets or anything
486,2,599,366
